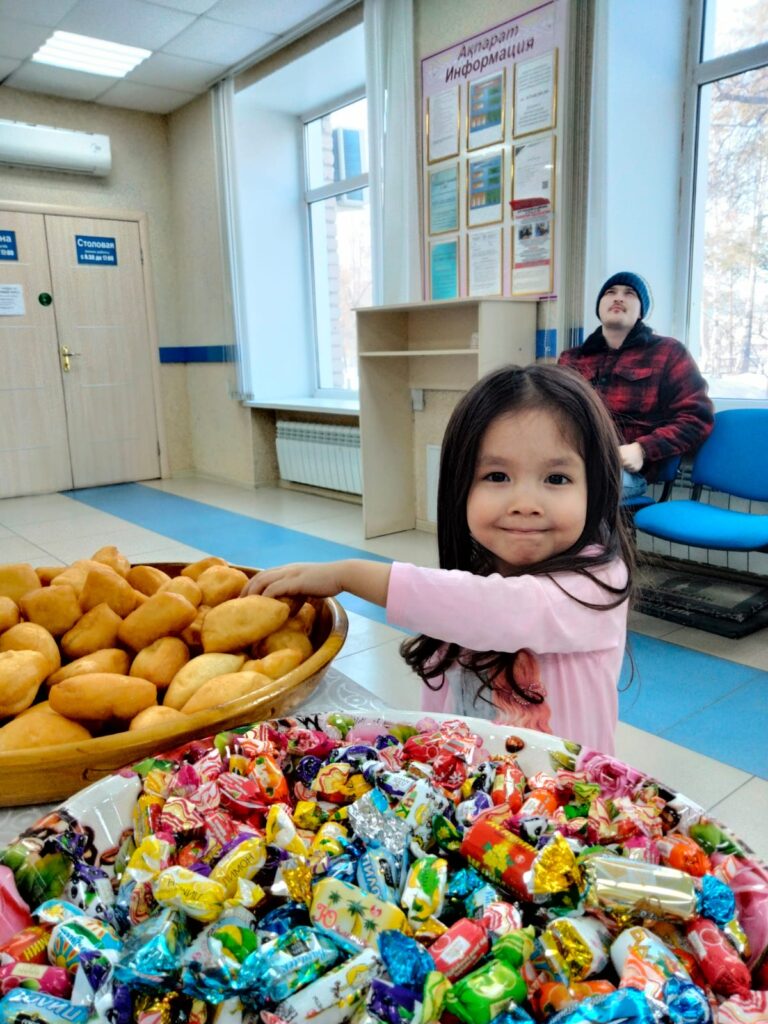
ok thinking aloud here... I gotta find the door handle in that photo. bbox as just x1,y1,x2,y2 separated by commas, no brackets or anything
60,345,81,373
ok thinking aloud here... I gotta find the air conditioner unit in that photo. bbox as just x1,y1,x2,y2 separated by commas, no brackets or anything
0,119,111,177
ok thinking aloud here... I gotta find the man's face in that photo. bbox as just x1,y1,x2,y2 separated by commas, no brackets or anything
598,284,642,331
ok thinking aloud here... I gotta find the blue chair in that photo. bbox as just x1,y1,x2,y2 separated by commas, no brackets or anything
634,409,768,551
622,454,681,514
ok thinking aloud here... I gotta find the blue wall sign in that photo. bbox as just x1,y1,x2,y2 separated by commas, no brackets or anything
75,234,117,265
0,230,18,261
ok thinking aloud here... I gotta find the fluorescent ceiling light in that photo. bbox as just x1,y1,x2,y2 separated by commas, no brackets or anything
31,31,151,78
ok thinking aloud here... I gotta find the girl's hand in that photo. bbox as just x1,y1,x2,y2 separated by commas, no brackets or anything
241,562,345,599
241,559,392,608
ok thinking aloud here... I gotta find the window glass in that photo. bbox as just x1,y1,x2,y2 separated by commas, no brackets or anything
306,98,369,190
308,192,372,391
305,97,371,393
702,0,768,60
694,65,768,399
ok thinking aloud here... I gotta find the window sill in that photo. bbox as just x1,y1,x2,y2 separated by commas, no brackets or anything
244,396,360,415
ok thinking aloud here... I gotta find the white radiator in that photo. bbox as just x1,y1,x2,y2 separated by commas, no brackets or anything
276,421,362,494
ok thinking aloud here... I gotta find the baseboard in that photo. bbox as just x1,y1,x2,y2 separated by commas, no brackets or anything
277,479,362,505
415,518,437,534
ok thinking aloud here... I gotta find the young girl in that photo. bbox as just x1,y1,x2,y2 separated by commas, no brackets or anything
244,364,634,753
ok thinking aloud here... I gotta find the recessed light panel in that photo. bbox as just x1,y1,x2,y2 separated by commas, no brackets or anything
31,31,151,78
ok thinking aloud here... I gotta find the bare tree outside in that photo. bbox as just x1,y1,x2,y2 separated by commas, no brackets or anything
696,1,768,398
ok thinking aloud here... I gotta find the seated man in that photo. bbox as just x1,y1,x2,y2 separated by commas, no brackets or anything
558,271,714,498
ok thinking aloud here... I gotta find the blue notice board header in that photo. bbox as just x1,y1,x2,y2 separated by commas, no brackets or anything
0,230,18,261
75,234,117,265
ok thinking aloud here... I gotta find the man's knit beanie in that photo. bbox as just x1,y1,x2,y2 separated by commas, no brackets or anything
596,271,651,319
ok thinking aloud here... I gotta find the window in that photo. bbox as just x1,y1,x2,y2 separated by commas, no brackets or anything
304,96,372,393
689,0,768,399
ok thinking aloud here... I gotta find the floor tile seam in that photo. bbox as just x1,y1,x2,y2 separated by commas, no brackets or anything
336,635,408,659
643,631,768,671
625,633,767,693
706,774,758,813
655,669,768,739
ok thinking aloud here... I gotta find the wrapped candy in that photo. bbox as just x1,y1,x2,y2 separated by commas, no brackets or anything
610,926,692,1001
273,947,384,1024
584,854,697,922
152,866,227,922
0,988,91,1022
400,855,447,927
48,913,121,971
0,960,71,999
0,712,765,1024
444,957,527,1024
685,917,751,997
310,877,408,951
0,866,31,944
536,918,611,983
459,819,536,898
242,925,340,1002
428,917,489,979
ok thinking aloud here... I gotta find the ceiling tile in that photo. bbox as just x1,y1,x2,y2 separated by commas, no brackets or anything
97,78,196,113
161,16,275,64
59,0,196,51
206,0,336,34
0,55,21,79
0,0,78,28
126,50,224,91
0,16,51,59
147,0,218,13
4,61,118,101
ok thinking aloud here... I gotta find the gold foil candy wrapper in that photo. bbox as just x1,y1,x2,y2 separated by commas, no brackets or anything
532,833,583,895
542,917,611,982
585,853,697,922
279,856,313,905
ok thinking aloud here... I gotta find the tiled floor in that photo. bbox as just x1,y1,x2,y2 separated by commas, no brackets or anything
1,477,766,861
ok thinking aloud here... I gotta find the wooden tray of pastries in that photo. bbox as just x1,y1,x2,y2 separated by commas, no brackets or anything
0,553,347,805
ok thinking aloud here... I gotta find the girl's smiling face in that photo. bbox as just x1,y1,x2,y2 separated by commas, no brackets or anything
467,407,588,572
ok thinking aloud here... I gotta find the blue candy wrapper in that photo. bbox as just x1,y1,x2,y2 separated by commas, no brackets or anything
0,988,90,1022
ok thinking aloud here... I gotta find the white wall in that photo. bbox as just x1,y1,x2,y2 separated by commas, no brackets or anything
231,100,313,401
585,0,689,339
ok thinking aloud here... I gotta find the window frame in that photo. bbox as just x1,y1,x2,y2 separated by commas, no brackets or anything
301,87,369,398
678,1,768,400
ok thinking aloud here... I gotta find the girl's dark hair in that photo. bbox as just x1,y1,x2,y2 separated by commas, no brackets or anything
401,362,635,705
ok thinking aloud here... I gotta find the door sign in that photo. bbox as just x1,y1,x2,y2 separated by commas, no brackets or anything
75,234,117,265
0,284,25,316
0,231,18,260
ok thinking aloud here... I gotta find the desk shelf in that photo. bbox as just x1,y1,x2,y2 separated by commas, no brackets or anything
357,298,537,537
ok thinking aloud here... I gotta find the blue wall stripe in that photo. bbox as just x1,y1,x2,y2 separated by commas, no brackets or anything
159,345,236,364
535,328,557,358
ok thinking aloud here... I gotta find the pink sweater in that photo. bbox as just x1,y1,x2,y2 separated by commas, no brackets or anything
385,557,629,754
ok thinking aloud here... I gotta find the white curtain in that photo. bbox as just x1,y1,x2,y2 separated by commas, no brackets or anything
365,0,422,305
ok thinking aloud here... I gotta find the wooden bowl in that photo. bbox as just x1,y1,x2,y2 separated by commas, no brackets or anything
0,563,347,806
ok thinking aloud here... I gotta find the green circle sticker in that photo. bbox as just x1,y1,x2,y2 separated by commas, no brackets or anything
38,292,52,306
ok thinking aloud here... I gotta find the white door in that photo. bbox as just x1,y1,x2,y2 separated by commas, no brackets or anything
0,210,73,497
45,215,161,488
0,209,161,497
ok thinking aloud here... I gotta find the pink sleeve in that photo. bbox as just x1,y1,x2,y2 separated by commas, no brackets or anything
386,559,628,656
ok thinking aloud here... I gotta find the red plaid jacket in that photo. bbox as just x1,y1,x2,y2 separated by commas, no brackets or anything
558,322,714,481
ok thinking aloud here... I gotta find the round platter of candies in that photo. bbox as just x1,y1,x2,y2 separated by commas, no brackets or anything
0,713,766,1024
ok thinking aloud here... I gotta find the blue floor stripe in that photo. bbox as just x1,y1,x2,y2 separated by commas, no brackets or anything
63,483,768,778
63,484,391,624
